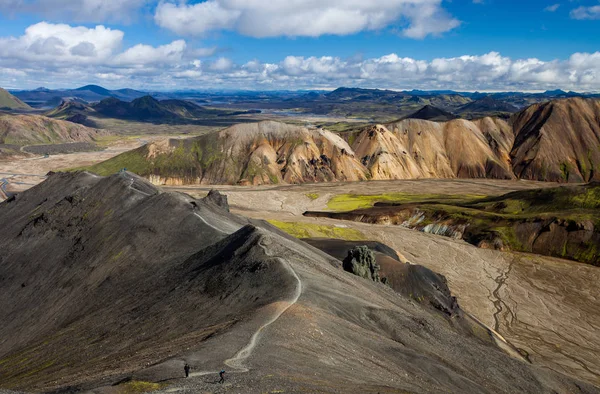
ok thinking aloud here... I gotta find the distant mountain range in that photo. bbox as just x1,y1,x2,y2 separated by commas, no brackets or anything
46,95,260,124
7,84,600,124
10,85,148,108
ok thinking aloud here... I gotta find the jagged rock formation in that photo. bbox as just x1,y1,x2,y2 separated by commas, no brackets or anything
204,189,230,212
88,98,600,185
342,245,382,282
0,172,596,393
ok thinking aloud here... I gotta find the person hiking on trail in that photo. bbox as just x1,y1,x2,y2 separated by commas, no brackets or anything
219,369,226,384
184,363,191,378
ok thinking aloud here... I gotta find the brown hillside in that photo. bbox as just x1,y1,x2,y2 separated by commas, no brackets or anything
0,113,105,147
511,97,600,182
88,98,600,185
384,117,514,179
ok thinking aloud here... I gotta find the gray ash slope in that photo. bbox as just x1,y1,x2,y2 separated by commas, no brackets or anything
0,172,596,393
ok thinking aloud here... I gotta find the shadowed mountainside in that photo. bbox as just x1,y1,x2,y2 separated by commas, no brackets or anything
403,104,458,121
0,172,596,393
46,96,260,125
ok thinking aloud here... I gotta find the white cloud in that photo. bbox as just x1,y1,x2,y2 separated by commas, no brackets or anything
1,23,600,92
154,0,460,39
570,5,600,19
0,0,147,23
544,4,560,12
113,40,187,65
209,57,234,71
0,22,124,64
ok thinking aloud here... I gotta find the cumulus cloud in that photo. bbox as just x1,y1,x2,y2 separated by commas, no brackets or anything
113,40,187,65
0,22,124,64
1,23,600,92
570,5,600,20
154,0,460,39
544,4,560,12
0,0,147,23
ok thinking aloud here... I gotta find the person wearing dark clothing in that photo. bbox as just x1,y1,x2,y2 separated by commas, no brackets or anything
219,370,226,384
184,363,191,378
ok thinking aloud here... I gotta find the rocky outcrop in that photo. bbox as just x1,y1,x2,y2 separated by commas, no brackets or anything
204,189,230,212
342,245,383,283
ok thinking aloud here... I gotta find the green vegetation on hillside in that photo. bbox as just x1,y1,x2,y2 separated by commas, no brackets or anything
0,88,30,110
322,184,600,266
268,220,365,240
327,193,486,212
117,380,167,393
83,147,151,175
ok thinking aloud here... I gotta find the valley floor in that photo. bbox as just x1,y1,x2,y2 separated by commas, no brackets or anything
161,179,600,387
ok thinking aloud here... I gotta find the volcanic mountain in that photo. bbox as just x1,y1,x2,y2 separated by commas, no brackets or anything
404,104,458,121
0,88,31,110
46,95,249,124
0,171,595,393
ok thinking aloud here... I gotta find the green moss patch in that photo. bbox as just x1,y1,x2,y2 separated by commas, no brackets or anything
327,193,486,212
117,380,167,393
268,220,365,240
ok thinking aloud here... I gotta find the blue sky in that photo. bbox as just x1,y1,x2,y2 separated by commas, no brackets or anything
0,0,599,91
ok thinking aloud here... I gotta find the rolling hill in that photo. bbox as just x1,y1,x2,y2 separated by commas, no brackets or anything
0,113,105,147
0,171,594,393
0,88,31,110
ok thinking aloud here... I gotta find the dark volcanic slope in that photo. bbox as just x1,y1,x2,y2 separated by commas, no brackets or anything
457,96,519,115
404,104,458,121
0,173,597,393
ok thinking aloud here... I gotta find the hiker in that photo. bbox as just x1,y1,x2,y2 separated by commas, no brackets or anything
184,363,191,378
219,369,226,384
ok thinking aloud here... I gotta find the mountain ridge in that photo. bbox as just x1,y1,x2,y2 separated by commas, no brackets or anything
0,171,595,393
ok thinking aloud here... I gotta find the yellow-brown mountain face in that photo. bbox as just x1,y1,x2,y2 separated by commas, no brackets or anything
88,98,600,185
